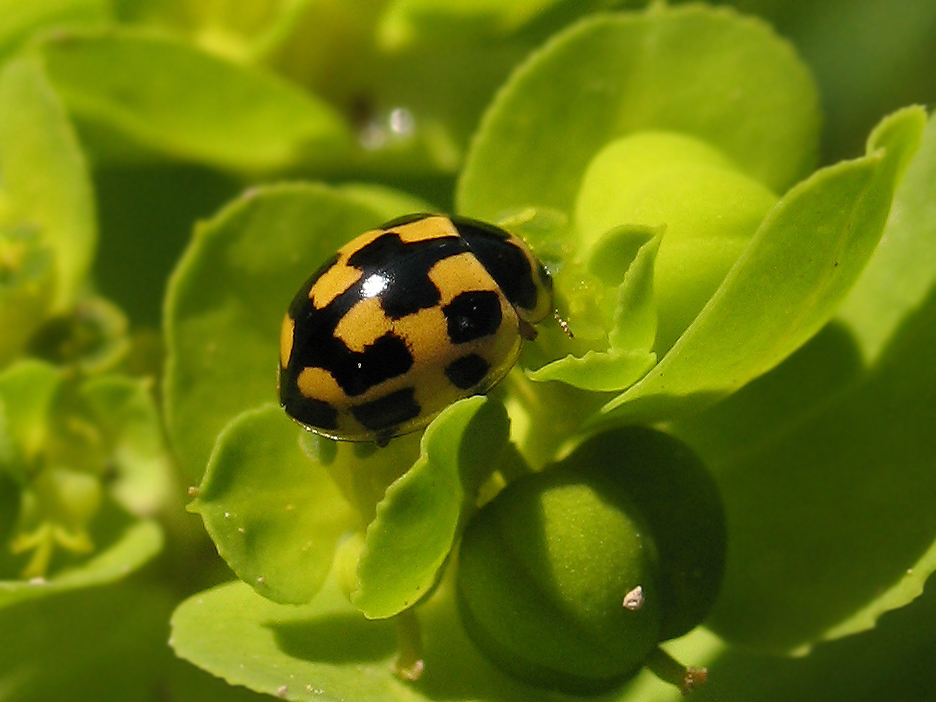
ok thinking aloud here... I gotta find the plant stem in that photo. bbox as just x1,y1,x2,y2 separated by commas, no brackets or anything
645,646,708,695
393,609,425,682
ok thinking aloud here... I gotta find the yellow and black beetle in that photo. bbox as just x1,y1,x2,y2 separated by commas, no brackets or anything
279,214,554,446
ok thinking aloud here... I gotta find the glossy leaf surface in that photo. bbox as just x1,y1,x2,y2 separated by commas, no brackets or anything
191,404,356,605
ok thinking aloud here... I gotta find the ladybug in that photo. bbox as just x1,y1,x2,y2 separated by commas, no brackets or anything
279,213,555,446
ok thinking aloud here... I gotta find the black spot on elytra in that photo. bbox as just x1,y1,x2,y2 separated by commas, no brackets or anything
346,232,409,269
379,271,442,320
351,388,421,431
279,377,339,430
453,217,541,312
444,290,502,343
282,230,469,421
445,354,490,390
340,333,413,397
349,232,464,319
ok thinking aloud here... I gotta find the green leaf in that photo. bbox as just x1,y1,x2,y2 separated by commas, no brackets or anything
618,584,936,702
0,0,108,61
574,132,779,353
171,578,402,702
0,498,163,608
691,583,936,702
0,56,96,311
171,573,607,702
163,182,430,480
379,0,568,46
836,110,936,361
598,106,926,425
556,223,661,347
527,228,660,392
191,405,357,605
0,583,175,702
669,280,936,653
600,226,660,352
79,374,172,515
167,653,278,702
457,4,820,224
39,28,351,171
122,0,314,63
526,348,655,393
660,110,936,654
0,575,274,702
353,396,509,619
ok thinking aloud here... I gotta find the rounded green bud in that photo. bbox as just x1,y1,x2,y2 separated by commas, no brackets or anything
563,427,726,641
457,468,661,694
575,131,778,353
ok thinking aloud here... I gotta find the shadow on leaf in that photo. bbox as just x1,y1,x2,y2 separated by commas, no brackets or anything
267,612,397,664
681,287,936,651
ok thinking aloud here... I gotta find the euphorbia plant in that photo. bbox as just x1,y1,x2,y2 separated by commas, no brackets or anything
160,4,935,701
2,1,935,701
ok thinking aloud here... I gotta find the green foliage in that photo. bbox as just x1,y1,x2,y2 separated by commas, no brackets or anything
575,132,779,352
598,107,925,425
526,226,660,391
0,359,167,605
353,396,509,619
171,575,525,702
0,0,108,61
189,404,354,605
0,513,162,608
0,57,94,319
2,1,936,701
667,111,936,654
456,5,821,220
39,29,351,171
